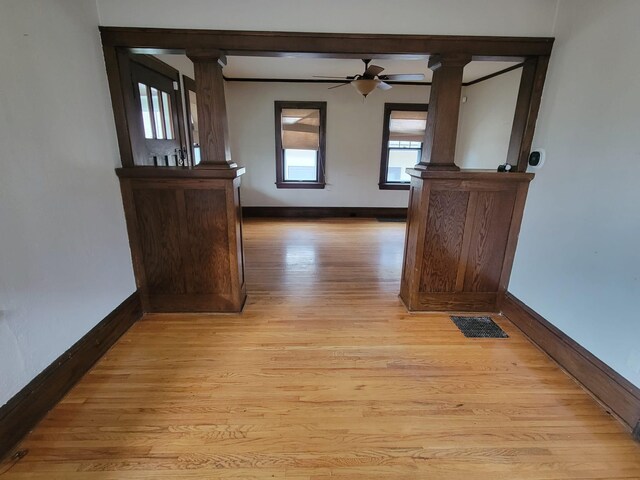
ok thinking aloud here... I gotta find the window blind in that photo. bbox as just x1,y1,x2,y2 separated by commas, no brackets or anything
389,110,428,143
281,108,320,150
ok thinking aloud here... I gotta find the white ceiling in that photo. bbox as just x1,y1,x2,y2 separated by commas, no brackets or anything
224,57,520,83
156,55,521,84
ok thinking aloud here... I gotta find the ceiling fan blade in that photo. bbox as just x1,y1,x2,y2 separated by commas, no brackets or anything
364,64,385,78
328,82,350,89
312,75,351,79
377,81,392,91
379,73,425,81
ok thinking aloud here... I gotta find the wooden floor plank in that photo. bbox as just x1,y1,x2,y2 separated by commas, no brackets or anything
2,218,638,479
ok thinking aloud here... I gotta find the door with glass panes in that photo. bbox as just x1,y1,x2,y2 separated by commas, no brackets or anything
131,60,185,167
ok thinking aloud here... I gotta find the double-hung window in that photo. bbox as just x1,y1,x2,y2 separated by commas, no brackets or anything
275,101,327,189
379,103,428,190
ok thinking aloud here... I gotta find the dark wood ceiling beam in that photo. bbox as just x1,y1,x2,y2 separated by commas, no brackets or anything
100,27,553,59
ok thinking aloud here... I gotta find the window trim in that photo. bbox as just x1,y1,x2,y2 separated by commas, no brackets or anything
379,103,429,190
183,75,198,167
274,101,327,189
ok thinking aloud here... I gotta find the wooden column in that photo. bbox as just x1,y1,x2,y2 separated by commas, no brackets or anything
187,51,236,169
416,54,471,171
507,56,550,171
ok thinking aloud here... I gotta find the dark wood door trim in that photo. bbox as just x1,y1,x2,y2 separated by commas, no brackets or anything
182,75,197,166
274,101,327,189
378,103,428,190
100,27,553,59
242,206,407,219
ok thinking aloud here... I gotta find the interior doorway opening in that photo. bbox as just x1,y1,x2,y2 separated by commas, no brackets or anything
102,28,551,314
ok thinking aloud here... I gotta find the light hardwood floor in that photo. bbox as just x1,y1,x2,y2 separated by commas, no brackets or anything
3,218,639,479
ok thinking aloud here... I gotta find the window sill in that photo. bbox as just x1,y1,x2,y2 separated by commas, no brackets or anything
276,182,326,189
379,183,410,191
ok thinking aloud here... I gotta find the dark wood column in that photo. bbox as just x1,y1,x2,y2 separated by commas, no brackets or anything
187,50,236,169
506,56,550,171
416,54,471,171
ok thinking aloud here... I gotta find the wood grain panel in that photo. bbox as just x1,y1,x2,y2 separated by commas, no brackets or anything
417,292,497,311
145,293,237,312
463,190,516,292
183,188,231,295
419,190,469,292
454,191,479,291
133,188,185,294
401,170,532,312
118,169,246,313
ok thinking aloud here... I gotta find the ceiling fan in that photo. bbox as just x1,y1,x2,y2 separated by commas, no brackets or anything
314,59,425,98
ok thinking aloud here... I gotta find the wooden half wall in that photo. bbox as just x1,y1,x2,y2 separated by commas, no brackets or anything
117,168,247,313
400,170,532,312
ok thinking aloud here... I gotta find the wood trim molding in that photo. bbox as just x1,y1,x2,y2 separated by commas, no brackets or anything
242,206,407,219
131,54,180,81
378,103,428,191
224,64,519,87
507,56,550,172
274,101,327,189
99,27,554,59
501,292,640,437
224,77,432,87
0,292,143,460
102,46,135,167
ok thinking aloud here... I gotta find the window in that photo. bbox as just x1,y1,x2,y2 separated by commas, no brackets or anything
137,82,175,140
183,76,200,165
379,103,428,190
275,101,326,189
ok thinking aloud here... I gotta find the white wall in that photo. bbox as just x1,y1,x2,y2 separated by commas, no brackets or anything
227,82,429,207
0,1,136,405
456,68,522,169
511,0,640,387
96,0,558,36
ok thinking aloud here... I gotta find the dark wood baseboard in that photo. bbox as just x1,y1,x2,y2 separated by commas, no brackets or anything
0,292,142,460
242,206,407,219
502,292,640,437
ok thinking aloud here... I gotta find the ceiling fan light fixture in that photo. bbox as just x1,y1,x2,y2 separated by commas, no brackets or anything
351,79,379,97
